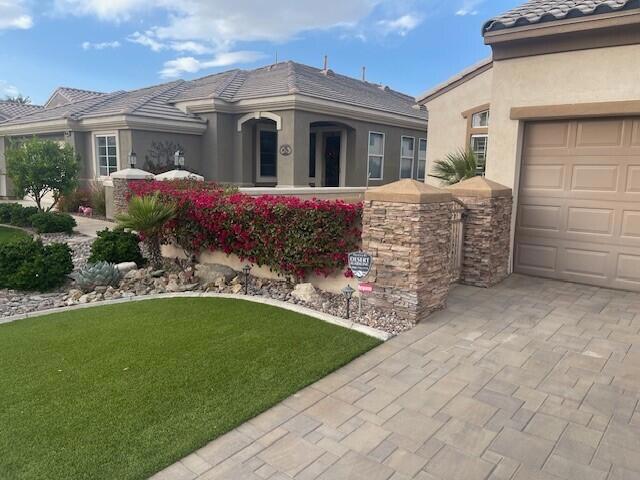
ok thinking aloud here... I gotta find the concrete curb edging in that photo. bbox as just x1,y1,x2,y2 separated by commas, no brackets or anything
0,292,393,341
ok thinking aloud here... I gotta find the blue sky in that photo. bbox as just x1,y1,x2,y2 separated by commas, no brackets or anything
0,0,521,105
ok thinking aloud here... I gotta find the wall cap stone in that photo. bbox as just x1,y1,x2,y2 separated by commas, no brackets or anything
446,176,512,198
365,179,452,204
155,169,204,181
111,168,155,180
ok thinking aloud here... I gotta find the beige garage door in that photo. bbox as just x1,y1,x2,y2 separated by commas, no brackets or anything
515,117,640,291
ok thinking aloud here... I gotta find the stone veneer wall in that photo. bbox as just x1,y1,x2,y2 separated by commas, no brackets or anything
456,194,513,288
112,178,130,217
362,193,453,324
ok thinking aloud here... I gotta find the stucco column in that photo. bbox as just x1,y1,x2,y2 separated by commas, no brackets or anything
277,111,309,188
362,180,454,324
110,168,155,217
447,176,513,288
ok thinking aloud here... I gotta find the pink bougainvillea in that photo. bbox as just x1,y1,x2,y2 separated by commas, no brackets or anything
128,180,362,280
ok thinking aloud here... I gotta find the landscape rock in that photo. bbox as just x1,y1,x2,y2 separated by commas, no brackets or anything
231,284,243,294
291,283,320,303
196,264,236,284
116,262,138,274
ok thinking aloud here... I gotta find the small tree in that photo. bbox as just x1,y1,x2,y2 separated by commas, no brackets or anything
429,149,479,186
115,194,176,268
4,94,31,104
6,137,79,212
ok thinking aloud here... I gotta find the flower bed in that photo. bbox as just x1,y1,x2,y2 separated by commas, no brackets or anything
129,180,362,280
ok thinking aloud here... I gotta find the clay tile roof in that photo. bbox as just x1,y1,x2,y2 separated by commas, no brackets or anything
173,61,427,120
483,0,640,33
0,101,43,122
45,87,106,107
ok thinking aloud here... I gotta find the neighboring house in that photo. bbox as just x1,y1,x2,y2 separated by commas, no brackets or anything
418,0,640,292
0,61,427,198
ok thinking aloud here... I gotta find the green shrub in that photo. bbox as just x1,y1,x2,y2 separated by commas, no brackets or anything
0,238,73,291
0,203,38,227
30,212,76,234
0,203,18,223
11,205,38,227
89,229,145,266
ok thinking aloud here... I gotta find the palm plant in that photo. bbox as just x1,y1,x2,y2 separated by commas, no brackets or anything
429,149,479,185
115,193,175,268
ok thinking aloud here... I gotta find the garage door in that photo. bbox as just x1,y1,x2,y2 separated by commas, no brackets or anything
515,117,640,291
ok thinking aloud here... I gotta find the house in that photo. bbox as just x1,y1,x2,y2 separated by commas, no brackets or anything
0,61,427,198
418,0,640,292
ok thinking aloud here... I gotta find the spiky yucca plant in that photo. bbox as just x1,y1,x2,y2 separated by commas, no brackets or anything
116,193,176,268
429,149,479,186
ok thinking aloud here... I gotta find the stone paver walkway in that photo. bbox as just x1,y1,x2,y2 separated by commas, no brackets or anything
152,275,640,480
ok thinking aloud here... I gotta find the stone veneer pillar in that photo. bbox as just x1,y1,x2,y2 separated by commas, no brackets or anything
362,179,454,324
447,176,513,288
111,168,155,217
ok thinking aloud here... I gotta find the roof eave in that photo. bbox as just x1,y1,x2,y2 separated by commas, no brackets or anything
0,114,207,136
416,58,493,105
483,8,640,43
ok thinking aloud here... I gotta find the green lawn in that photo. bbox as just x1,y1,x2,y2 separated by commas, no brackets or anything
0,298,381,480
0,225,29,243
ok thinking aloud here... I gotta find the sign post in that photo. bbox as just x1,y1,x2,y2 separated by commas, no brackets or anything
348,252,373,318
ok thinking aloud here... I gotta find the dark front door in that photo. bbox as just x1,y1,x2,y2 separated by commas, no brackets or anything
324,135,341,187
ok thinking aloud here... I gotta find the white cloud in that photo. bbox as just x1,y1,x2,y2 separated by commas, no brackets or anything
456,0,484,16
0,81,20,98
56,0,383,48
128,32,213,55
55,0,428,78
377,14,422,36
160,51,266,78
128,31,165,52
53,0,157,22
0,0,33,30
82,40,121,50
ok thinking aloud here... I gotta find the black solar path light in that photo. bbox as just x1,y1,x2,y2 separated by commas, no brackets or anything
342,285,355,320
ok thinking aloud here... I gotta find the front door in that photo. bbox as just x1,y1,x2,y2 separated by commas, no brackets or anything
324,134,341,187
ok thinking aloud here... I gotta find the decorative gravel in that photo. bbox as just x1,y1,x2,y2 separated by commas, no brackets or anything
0,236,412,335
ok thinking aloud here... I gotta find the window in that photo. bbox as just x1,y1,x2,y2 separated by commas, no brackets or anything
309,133,316,178
417,138,427,180
464,105,490,176
257,127,277,181
471,110,489,128
400,136,415,179
95,134,118,176
470,134,488,174
368,132,384,180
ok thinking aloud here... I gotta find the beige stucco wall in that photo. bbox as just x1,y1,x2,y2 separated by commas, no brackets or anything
487,43,640,191
162,244,359,294
422,68,493,186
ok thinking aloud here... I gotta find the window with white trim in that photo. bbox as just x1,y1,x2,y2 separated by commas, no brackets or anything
95,134,118,176
368,132,385,180
417,138,427,180
400,136,415,179
471,110,489,128
470,134,488,174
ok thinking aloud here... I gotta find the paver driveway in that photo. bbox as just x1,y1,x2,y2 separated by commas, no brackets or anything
152,275,640,480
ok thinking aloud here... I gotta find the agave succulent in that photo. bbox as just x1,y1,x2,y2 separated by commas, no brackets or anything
72,261,121,292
